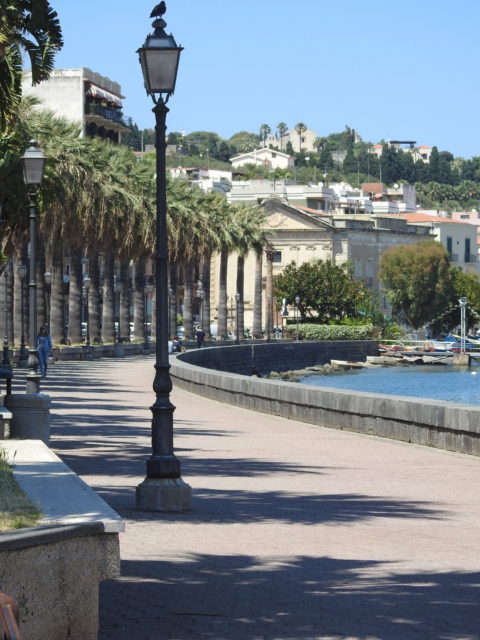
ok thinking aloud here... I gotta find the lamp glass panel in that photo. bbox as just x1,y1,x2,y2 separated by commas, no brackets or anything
140,48,180,94
22,157,45,185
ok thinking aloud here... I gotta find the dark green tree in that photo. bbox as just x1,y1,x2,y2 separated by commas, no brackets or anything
273,259,372,323
380,145,399,184
379,241,454,329
285,140,294,156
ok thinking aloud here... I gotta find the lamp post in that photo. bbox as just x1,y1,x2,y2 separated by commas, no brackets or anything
18,264,28,365
144,279,153,353
136,3,191,511
196,282,204,332
235,292,240,344
44,269,52,330
295,295,300,342
3,266,9,366
83,274,92,360
459,297,467,354
62,274,70,345
21,140,45,393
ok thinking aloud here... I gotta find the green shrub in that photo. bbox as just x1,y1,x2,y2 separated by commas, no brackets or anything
286,323,376,341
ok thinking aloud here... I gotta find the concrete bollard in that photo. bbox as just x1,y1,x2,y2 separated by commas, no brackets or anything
4,394,51,445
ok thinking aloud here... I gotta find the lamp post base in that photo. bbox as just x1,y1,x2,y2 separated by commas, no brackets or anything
136,476,191,512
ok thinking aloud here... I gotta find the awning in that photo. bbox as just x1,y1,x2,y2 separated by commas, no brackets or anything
86,84,122,107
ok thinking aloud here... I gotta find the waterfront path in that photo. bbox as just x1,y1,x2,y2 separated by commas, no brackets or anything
14,356,480,639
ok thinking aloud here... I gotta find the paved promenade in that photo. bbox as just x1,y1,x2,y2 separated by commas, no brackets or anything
17,356,480,639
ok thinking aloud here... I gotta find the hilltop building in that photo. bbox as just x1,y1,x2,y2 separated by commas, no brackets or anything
22,67,130,144
230,148,294,171
370,141,433,163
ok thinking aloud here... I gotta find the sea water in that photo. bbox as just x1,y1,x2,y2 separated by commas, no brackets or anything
297,364,480,405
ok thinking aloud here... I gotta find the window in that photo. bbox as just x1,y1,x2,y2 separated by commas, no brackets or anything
446,236,452,256
272,152,276,158
272,251,282,263
460,214,469,220
354,257,362,278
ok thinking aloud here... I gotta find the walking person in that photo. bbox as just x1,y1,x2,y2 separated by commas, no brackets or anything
37,326,52,378
196,327,205,348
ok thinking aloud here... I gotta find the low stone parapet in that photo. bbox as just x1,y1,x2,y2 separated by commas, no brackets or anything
171,342,480,457
0,440,123,639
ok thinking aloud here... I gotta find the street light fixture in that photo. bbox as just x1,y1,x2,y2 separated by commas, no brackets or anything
62,274,70,345
21,140,45,393
83,274,92,360
295,295,300,342
3,265,9,366
144,279,153,353
196,282,204,332
235,291,240,345
136,3,191,511
18,264,28,365
44,269,52,329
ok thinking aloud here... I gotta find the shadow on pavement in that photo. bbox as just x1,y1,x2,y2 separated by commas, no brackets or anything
100,554,480,640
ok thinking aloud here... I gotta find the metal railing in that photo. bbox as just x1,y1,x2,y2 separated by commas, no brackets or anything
85,103,127,126
0,593,22,640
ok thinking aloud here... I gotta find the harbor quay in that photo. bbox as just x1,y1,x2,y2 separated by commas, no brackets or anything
9,355,480,639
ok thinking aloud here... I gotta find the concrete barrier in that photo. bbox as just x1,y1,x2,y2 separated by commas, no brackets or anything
0,440,123,640
5,394,51,444
171,341,480,457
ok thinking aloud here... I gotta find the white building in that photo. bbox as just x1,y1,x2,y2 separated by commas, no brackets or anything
230,148,294,171
22,67,129,143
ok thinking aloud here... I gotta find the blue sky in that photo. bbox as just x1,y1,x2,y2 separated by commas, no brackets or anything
52,0,478,158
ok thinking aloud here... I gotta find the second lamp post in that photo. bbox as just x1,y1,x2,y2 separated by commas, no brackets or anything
135,3,191,511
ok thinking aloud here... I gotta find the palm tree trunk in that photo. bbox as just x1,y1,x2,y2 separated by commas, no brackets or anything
133,260,145,342
202,257,211,340
119,259,130,341
49,241,65,345
236,255,245,339
183,259,194,339
68,248,83,344
252,251,263,338
13,254,21,346
89,253,101,342
102,253,115,343
217,249,228,340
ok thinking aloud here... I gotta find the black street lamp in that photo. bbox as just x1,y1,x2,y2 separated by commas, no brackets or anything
196,282,204,332
21,140,45,393
44,269,52,329
136,4,191,511
144,279,153,353
62,273,70,345
235,292,240,345
295,295,300,342
83,274,92,360
18,264,28,366
3,265,9,366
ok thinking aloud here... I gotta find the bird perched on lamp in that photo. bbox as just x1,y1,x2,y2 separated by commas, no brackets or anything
150,1,166,17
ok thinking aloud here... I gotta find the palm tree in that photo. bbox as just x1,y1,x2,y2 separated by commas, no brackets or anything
295,122,307,153
0,0,63,131
277,122,288,149
259,124,271,148
235,206,269,338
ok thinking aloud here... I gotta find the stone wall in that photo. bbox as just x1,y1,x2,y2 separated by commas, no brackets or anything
179,341,378,376
0,524,119,640
171,342,480,457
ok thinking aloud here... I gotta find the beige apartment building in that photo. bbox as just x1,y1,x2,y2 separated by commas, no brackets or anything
22,67,130,143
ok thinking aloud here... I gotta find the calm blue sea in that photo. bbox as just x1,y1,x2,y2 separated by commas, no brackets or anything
297,364,480,405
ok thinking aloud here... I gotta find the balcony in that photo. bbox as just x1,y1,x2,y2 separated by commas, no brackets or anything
85,102,130,132
464,254,477,263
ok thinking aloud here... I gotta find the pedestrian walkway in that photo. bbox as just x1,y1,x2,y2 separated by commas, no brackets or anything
19,357,480,639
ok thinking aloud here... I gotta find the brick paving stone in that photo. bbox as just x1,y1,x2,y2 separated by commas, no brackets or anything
13,356,480,640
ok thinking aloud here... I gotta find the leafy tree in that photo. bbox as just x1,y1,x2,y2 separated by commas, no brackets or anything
0,0,63,132
379,241,454,330
446,267,480,331
342,147,356,174
285,140,294,156
273,259,372,323
380,144,399,184
229,131,259,153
